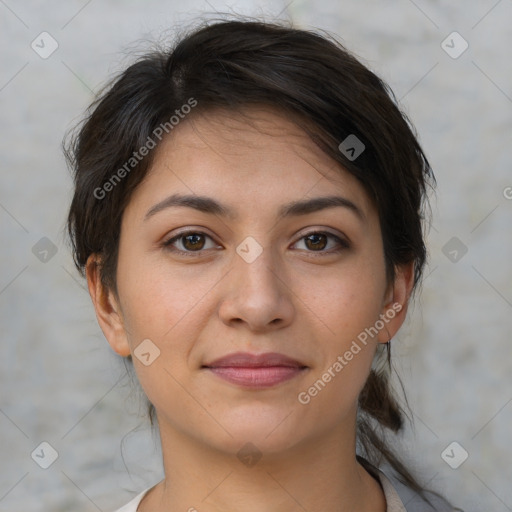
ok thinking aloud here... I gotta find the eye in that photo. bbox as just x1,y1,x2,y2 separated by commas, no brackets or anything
162,229,350,257
293,231,350,254
162,230,219,256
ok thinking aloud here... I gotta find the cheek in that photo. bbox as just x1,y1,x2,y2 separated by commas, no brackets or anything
297,258,386,340
295,259,385,399
116,254,209,342
116,262,204,414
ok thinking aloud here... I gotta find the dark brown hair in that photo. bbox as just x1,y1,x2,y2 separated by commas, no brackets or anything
65,17,443,503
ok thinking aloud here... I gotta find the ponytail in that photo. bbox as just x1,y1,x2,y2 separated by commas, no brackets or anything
357,342,433,501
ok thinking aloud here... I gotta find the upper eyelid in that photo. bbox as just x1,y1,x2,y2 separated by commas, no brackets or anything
163,228,218,245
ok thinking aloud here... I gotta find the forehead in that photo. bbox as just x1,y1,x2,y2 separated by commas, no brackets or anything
162,107,334,172
127,106,375,221
169,106,321,148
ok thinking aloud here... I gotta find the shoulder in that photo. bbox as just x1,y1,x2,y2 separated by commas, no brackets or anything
358,456,462,512
378,467,464,512
111,488,150,512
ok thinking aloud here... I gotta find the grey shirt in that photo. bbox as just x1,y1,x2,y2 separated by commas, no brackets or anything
377,469,460,511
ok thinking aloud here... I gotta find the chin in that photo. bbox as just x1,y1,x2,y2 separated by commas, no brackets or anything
211,408,308,453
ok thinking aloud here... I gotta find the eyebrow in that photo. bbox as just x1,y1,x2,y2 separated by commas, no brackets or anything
144,193,365,222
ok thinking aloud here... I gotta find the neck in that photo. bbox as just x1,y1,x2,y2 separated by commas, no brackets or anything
139,418,386,512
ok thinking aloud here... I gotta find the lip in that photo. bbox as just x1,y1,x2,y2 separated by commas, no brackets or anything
205,352,306,368
203,352,308,388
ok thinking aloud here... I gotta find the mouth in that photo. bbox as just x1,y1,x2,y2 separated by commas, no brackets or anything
202,352,308,388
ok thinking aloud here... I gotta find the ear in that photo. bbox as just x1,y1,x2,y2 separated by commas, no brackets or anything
86,254,131,357
377,261,415,343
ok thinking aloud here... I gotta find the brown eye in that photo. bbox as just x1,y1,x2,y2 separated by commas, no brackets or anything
181,233,205,251
304,233,328,251
293,231,350,254
163,231,219,255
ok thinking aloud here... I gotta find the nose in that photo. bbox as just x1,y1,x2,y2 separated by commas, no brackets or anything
217,244,295,333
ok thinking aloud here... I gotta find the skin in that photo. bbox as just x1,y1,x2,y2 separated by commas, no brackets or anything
87,106,414,512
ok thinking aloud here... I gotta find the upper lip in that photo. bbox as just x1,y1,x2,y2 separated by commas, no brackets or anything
203,352,307,368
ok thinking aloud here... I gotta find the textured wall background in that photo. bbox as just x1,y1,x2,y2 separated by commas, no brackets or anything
1,1,511,511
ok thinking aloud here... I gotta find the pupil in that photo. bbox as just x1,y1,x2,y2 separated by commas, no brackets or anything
307,234,326,250
184,234,203,250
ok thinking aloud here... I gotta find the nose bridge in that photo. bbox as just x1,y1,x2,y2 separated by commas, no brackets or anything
218,236,294,330
234,237,282,294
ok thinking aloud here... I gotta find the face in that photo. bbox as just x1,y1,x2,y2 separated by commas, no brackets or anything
89,107,412,460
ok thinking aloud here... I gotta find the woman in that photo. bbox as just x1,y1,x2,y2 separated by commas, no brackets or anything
64,18,461,512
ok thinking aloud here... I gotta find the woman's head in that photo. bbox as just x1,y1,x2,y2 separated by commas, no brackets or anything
65,18,434,489
67,19,432,294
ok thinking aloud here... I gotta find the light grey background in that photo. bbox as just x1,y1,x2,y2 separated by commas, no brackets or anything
1,1,511,511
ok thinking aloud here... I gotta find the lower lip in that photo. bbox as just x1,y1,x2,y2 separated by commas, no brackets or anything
206,366,306,388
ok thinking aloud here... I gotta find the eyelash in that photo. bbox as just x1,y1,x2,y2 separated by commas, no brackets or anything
161,229,350,257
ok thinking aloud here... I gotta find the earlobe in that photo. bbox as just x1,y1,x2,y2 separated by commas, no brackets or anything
86,255,131,357
377,262,415,343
